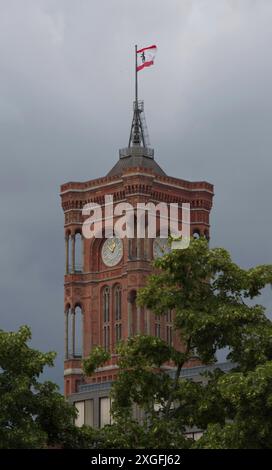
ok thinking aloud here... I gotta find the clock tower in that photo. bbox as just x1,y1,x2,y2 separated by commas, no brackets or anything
60,99,213,427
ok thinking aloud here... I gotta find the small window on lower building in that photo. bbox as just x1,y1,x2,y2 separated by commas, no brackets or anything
99,397,111,428
85,399,94,427
75,400,94,427
74,401,84,427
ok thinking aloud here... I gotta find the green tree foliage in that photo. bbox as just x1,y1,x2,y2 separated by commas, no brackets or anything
196,361,272,448
84,346,110,376
84,239,272,448
0,326,97,448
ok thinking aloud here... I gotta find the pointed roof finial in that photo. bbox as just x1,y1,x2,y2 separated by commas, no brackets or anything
128,100,146,148
107,45,165,175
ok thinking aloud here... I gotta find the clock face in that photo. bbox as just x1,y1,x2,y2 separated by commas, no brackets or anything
101,237,123,267
153,237,171,259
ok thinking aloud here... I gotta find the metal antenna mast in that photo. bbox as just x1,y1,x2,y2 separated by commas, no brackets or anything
135,44,138,107
128,44,146,148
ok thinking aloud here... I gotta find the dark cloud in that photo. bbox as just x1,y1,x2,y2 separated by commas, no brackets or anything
0,0,271,387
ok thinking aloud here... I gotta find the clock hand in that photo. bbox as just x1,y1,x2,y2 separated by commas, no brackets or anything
108,240,116,253
158,243,164,252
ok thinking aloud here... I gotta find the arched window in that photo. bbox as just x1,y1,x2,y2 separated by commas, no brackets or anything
114,285,122,344
102,286,110,351
74,305,83,357
64,304,83,359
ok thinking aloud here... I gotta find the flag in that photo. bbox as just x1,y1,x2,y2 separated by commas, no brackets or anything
137,45,157,72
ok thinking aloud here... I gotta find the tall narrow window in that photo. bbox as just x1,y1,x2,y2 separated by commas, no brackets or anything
114,285,122,344
165,310,173,346
102,286,110,350
155,315,161,338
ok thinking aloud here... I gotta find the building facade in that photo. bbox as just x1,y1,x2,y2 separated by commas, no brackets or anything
60,101,214,427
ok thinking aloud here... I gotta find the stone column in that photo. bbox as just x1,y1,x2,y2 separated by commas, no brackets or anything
145,309,151,335
65,310,69,359
144,237,150,260
81,234,84,272
148,238,153,260
71,235,75,273
127,301,132,337
127,291,136,337
136,307,141,334
81,309,84,358
136,238,141,260
128,239,132,260
71,308,76,357
65,235,69,274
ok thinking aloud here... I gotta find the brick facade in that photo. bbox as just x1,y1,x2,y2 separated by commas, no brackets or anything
61,163,213,397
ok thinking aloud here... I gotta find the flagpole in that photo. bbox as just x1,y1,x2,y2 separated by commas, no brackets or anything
135,44,138,108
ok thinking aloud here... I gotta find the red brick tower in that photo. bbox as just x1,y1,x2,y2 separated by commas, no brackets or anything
60,100,213,418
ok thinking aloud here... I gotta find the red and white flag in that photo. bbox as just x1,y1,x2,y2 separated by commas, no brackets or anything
137,45,157,72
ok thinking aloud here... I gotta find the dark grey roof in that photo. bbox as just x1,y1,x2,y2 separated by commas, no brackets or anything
107,146,166,177
77,362,236,394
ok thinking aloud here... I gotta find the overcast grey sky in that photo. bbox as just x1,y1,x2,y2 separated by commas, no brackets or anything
0,0,272,387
